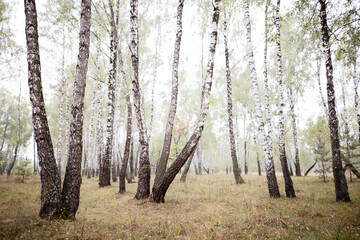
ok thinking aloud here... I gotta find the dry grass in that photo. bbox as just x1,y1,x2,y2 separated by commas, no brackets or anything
0,173,359,239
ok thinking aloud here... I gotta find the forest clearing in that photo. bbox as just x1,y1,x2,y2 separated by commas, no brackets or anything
1,173,359,239
1,0,360,239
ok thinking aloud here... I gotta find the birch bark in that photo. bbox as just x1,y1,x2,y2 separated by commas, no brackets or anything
24,0,61,218
224,17,244,184
319,0,350,202
244,0,280,198
100,0,118,187
130,0,151,199
288,87,301,176
275,0,295,198
151,0,221,203
154,0,185,186
61,0,92,218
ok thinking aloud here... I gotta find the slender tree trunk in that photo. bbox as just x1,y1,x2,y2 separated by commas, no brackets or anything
244,0,280,198
7,82,21,177
224,17,244,184
319,0,350,202
289,87,301,176
154,0,185,186
151,0,221,203
275,0,295,198
180,151,195,182
25,0,61,218
317,58,329,122
263,0,276,177
130,0,151,199
61,0,92,218
100,0,117,187
129,135,134,180
119,45,133,194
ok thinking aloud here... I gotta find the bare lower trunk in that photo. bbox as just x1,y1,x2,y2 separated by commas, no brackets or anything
25,0,61,218
119,45,132,194
154,0,185,186
151,0,221,203
61,0,92,218
289,87,301,176
100,0,118,187
130,0,151,199
180,151,195,182
244,0,280,198
319,0,350,202
224,17,244,184
275,0,295,198
129,136,134,180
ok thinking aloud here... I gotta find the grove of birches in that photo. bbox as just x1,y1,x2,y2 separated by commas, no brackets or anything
1,0,360,238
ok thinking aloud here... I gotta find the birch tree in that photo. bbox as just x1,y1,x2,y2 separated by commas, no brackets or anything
24,0,61,218
130,0,151,199
154,0,185,186
151,0,221,203
244,0,280,198
275,0,295,198
61,0,92,217
319,0,350,202
99,0,118,187
224,15,244,184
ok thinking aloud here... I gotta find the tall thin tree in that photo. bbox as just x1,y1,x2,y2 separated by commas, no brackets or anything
154,0,185,186
223,15,244,184
244,0,280,198
61,0,92,217
275,0,295,198
151,0,221,203
319,0,350,202
24,0,61,218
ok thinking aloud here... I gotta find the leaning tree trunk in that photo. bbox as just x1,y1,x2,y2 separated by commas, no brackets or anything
151,0,221,203
275,0,295,198
130,0,151,199
288,87,301,176
154,0,185,186
129,135,135,180
119,46,133,194
7,82,21,177
24,0,61,218
319,0,350,202
180,151,195,182
100,0,117,187
224,17,244,184
244,0,280,198
61,0,92,218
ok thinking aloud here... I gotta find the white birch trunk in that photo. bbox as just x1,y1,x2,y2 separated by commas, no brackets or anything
244,0,280,198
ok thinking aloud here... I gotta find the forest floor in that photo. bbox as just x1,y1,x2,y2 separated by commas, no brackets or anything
0,173,359,239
